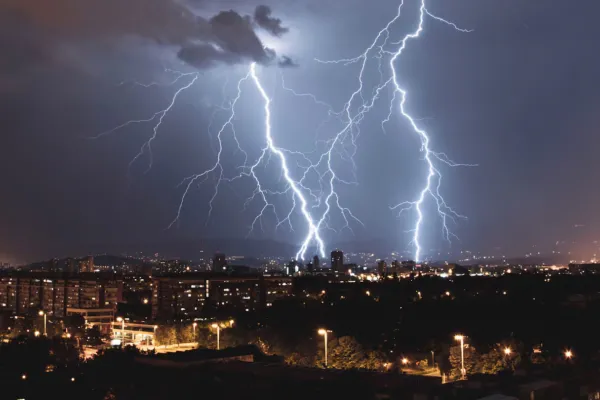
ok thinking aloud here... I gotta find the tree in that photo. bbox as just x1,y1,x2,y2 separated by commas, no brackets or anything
285,352,315,367
476,348,504,374
154,326,177,346
477,344,522,373
322,336,366,369
416,358,430,370
449,344,479,379
362,350,386,371
175,324,194,344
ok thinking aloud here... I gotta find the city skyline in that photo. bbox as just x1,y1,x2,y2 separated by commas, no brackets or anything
2,1,600,263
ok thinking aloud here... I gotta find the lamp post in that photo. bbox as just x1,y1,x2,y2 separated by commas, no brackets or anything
211,323,221,350
454,334,466,379
318,329,331,367
116,317,125,344
38,310,46,336
192,322,197,342
431,350,435,368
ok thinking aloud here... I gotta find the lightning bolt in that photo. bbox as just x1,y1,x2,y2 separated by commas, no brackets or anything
249,63,327,259
95,0,473,264
388,1,474,262
168,64,329,259
93,71,200,176
316,0,474,262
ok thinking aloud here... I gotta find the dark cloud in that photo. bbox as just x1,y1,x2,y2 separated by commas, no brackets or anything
254,5,289,37
0,0,291,75
278,55,299,68
178,10,275,68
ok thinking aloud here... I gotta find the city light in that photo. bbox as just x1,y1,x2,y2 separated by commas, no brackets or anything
34,330,40,337
565,349,573,359
401,358,409,365
504,347,512,355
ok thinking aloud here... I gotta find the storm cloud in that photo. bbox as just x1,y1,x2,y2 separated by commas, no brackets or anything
0,0,290,75
254,5,289,37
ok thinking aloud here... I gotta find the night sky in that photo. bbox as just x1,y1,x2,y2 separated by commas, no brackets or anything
2,0,600,263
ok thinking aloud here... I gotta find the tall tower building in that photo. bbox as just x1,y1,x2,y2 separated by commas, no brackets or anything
313,255,320,270
330,250,344,272
213,253,227,271
79,255,95,273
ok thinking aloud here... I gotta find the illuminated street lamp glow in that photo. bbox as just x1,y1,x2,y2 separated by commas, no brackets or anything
318,328,331,367
454,334,466,379
116,317,125,344
401,358,409,365
565,349,573,359
212,323,221,350
504,347,512,355
34,330,40,337
38,310,47,336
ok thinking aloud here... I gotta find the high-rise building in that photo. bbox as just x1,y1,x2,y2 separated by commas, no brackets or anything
79,256,95,273
213,253,227,271
331,250,344,272
313,255,320,270
151,275,292,319
306,263,314,274
65,258,79,274
0,272,122,316
377,260,388,277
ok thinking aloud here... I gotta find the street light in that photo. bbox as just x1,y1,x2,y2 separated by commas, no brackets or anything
454,334,466,379
211,323,221,350
34,330,40,337
38,310,46,336
565,349,573,360
116,317,125,344
504,347,512,356
401,358,409,365
192,322,197,339
318,328,331,367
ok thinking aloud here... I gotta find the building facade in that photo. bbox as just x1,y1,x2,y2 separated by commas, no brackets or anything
151,274,292,319
0,273,122,317
331,250,344,272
